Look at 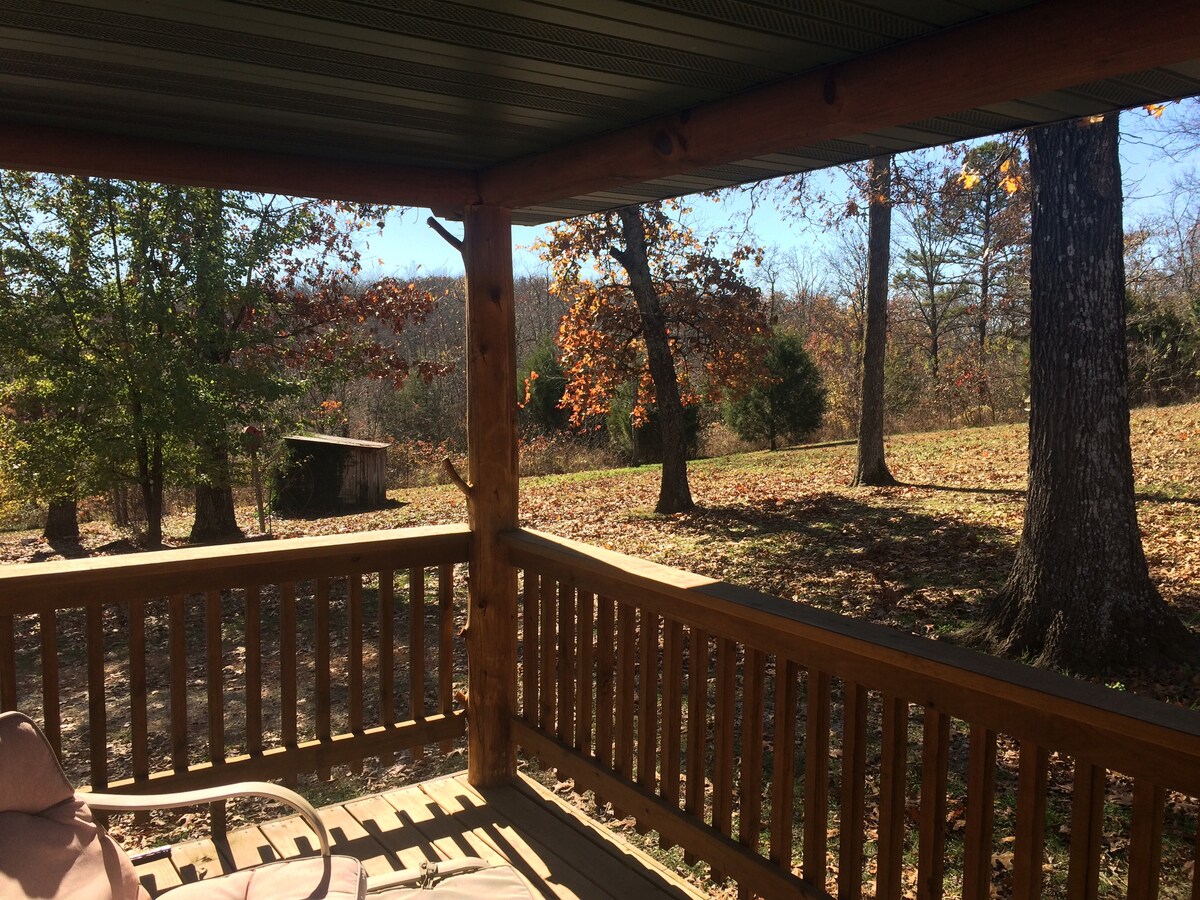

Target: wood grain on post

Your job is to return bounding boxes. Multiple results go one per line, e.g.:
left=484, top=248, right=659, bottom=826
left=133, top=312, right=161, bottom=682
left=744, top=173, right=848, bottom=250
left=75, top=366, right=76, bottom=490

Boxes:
left=711, top=637, right=737, bottom=883
left=615, top=601, right=636, bottom=784
left=1129, top=780, right=1165, bottom=900
left=129, top=599, right=148, bottom=794
left=463, top=204, right=519, bottom=787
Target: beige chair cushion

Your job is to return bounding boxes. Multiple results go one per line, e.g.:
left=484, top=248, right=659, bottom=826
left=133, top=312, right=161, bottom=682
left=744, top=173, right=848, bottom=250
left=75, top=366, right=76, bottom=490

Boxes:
left=164, top=855, right=366, bottom=900
left=369, top=863, right=535, bottom=899
left=0, top=712, right=146, bottom=900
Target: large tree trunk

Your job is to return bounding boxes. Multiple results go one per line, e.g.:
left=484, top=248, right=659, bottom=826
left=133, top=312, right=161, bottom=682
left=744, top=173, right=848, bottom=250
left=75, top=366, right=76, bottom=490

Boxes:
left=613, top=206, right=694, bottom=514
left=43, top=499, right=79, bottom=541
left=190, top=443, right=243, bottom=543
left=976, top=114, right=1193, bottom=671
left=137, top=432, right=164, bottom=548
left=853, top=155, right=898, bottom=487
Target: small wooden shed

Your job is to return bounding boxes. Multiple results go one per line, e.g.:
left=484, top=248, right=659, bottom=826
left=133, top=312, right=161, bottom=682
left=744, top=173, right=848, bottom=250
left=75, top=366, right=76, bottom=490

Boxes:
left=276, top=434, right=390, bottom=513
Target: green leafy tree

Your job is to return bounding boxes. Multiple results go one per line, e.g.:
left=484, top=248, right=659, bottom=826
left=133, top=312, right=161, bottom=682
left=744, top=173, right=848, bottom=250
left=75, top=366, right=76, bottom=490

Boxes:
left=0, top=173, right=436, bottom=545
left=726, top=330, right=826, bottom=450
left=518, top=338, right=569, bottom=433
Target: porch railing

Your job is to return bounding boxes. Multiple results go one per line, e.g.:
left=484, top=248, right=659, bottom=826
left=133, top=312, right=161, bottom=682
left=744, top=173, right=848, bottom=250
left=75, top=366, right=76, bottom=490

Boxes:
left=0, top=525, right=470, bottom=813
left=506, top=527, right=1200, bottom=900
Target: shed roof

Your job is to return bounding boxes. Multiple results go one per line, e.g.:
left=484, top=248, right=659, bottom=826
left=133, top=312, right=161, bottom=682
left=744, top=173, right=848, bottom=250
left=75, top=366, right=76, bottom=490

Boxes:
left=1, top=1, right=1197, bottom=220
left=284, top=434, right=391, bottom=450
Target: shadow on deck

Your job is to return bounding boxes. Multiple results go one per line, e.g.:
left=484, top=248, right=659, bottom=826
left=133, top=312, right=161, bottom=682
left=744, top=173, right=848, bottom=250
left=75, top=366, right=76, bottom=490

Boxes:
left=132, top=773, right=704, bottom=900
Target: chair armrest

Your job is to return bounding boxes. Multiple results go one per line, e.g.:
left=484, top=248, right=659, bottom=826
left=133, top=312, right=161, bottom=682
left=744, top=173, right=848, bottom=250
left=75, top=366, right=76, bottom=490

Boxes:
left=83, top=782, right=331, bottom=856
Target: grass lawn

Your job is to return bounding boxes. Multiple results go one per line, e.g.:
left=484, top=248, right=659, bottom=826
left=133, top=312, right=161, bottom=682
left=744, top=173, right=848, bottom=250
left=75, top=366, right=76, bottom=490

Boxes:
left=6, top=401, right=1199, bottom=702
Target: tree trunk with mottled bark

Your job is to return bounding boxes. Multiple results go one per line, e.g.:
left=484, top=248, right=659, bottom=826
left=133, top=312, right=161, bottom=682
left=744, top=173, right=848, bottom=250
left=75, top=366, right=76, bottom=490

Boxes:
left=613, top=206, right=694, bottom=514
left=190, top=443, right=243, bottom=543
left=977, top=114, right=1193, bottom=671
left=853, top=155, right=898, bottom=487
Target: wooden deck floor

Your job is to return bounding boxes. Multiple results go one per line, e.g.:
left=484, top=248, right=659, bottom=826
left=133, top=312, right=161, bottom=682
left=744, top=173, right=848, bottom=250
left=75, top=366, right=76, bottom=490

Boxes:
left=132, top=772, right=706, bottom=899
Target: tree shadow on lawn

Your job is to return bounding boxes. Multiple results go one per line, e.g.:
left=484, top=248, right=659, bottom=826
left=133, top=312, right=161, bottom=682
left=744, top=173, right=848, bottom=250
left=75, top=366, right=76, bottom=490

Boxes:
left=676, top=491, right=1017, bottom=635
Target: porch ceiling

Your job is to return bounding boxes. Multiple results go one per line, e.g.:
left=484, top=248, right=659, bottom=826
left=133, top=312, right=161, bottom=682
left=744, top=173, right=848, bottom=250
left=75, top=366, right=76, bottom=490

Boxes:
left=0, top=0, right=1198, bottom=223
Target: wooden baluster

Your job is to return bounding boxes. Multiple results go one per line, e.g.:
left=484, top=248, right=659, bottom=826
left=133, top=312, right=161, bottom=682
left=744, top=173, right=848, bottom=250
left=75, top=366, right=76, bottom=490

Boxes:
left=245, top=585, right=263, bottom=758
left=1012, top=742, right=1049, bottom=900
left=521, top=571, right=538, bottom=726
left=916, top=708, right=950, bottom=900
left=1067, top=760, right=1105, bottom=900
left=711, top=637, right=737, bottom=883
left=205, top=590, right=227, bottom=838
left=408, top=567, right=424, bottom=764
left=129, top=598, right=149, bottom=823
left=596, top=595, right=615, bottom=783
left=438, top=563, right=454, bottom=754
left=877, top=697, right=909, bottom=900
left=770, top=659, right=798, bottom=871
left=349, top=572, right=364, bottom=771
left=169, top=594, right=188, bottom=774
left=379, top=569, right=395, bottom=763
left=739, top=648, right=766, bottom=866
left=280, top=582, right=298, bottom=787
left=962, top=726, right=997, bottom=900
left=315, top=577, right=332, bottom=780
left=1191, top=815, right=1200, bottom=900
left=206, top=591, right=224, bottom=762
left=539, top=574, right=556, bottom=734
left=806, top=670, right=833, bottom=891
left=660, top=617, right=684, bottom=836
left=615, top=601, right=636, bottom=784
left=637, top=608, right=659, bottom=796
left=86, top=604, right=106, bottom=791
left=683, top=627, right=709, bottom=867
left=0, top=613, right=16, bottom=711
left=557, top=582, right=575, bottom=745
left=837, top=681, right=867, bottom=900
left=1128, top=780, right=1165, bottom=900
left=39, top=611, right=60, bottom=755
left=576, top=591, right=594, bottom=754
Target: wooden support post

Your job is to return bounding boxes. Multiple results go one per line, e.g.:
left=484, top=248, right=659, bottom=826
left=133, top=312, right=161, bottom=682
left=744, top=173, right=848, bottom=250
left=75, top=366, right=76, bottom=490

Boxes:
left=463, top=204, right=519, bottom=786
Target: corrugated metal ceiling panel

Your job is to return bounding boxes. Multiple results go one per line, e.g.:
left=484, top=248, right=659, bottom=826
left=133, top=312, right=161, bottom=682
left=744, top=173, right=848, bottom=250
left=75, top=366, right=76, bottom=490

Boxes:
left=0, top=0, right=1197, bottom=223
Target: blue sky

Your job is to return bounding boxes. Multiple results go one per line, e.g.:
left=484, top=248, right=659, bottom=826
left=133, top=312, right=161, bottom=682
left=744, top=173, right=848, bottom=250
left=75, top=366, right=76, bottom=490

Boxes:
left=358, top=104, right=1197, bottom=282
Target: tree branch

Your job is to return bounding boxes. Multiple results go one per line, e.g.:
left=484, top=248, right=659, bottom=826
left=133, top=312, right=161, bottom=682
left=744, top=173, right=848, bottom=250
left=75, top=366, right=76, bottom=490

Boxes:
left=427, top=217, right=464, bottom=255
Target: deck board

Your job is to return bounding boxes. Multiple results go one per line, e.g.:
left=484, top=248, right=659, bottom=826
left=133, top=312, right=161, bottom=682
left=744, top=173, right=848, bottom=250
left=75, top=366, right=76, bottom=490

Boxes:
left=133, top=772, right=703, bottom=899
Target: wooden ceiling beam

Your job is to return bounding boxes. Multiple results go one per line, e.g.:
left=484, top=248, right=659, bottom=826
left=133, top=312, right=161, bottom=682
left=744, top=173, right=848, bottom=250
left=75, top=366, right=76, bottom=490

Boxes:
left=0, top=124, right=480, bottom=208
left=480, top=0, right=1200, bottom=210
